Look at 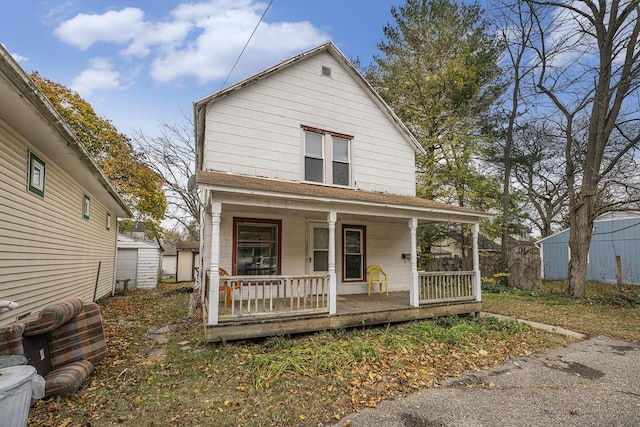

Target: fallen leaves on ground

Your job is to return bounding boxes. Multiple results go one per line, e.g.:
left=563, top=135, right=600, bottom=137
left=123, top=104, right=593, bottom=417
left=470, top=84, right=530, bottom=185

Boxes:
left=28, top=282, right=571, bottom=427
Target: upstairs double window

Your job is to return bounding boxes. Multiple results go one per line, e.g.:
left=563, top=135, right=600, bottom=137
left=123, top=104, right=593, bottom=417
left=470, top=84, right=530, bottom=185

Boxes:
left=303, top=126, right=352, bottom=187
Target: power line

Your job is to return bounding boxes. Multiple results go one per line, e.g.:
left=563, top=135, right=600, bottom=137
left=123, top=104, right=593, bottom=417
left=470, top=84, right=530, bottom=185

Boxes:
left=220, top=0, right=274, bottom=90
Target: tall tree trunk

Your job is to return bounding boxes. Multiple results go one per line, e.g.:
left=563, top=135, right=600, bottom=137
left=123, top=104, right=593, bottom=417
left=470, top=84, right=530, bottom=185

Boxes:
left=566, top=199, right=593, bottom=298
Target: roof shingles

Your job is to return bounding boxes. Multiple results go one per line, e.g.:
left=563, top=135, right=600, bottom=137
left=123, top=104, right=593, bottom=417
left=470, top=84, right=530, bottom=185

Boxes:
left=196, top=170, right=488, bottom=218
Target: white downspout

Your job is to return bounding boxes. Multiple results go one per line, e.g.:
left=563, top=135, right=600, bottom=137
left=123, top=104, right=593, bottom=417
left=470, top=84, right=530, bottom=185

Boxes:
left=535, top=241, right=544, bottom=279
left=0, top=301, right=19, bottom=310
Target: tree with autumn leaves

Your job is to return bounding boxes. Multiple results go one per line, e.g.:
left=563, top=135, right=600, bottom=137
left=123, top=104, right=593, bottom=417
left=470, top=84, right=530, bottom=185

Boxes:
left=30, top=72, right=166, bottom=237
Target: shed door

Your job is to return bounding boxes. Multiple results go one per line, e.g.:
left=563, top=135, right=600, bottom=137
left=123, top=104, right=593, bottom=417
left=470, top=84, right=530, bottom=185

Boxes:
left=117, top=249, right=138, bottom=287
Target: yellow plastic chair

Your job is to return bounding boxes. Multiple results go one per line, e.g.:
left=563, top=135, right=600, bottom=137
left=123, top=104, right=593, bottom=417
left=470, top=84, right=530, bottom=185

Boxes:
left=367, top=265, right=388, bottom=295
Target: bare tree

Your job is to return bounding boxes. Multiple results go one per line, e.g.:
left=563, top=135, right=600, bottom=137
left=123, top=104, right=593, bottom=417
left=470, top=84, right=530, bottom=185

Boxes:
left=512, top=122, right=569, bottom=237
left=132, top=114, right=201, bottom=240
left=528, top=0, right=640, bottom=297
left=494, top=0, right=538, bottom=257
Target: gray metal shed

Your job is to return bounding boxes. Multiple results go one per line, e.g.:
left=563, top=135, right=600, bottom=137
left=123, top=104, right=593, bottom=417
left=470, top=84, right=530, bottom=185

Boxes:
left=537, top=213, right=640, bottom=285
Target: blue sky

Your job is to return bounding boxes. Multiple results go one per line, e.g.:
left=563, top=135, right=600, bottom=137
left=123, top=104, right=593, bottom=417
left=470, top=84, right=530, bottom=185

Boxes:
left=1, top=0, right=405, bottom=137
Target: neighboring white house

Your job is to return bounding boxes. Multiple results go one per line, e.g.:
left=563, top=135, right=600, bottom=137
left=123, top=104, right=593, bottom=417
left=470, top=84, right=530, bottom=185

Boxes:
left=0, top=44, right=131, bottom=326
left=116, top=235, right=161, bottom=289
left=194, top=42, right=490, bottom=341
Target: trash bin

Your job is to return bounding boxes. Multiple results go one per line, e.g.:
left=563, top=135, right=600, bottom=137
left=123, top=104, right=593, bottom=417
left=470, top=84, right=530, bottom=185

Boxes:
left=0, top=365, right=37, bottom=427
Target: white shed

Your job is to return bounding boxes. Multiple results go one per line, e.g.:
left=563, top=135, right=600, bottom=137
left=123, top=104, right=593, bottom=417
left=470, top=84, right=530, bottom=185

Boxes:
left=116, top=235, right=161, bottom=289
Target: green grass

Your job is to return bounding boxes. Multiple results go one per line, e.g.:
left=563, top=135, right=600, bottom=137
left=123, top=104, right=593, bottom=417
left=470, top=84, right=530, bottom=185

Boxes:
left=483, top=280, right=640, bottom=342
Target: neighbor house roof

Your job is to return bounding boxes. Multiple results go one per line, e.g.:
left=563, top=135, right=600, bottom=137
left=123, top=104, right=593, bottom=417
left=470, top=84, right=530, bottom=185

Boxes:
left=197, top=170, right=491, bottom=222
left=117, top=234, right=160, bottom=249
left=0, top=44, right=131, bottom=218
left=176, top=240, right=200, bottom=251
left=193, top=41, right=426, bottom=171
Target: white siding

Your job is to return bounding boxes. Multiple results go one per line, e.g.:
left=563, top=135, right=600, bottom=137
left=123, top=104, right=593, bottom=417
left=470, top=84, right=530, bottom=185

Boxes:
left=202, top=51, right=417, bottom=196
left=207, top=208, right=411, bottom=295
left=177, top=251, right=198, bottom=282
left=0, top=118, right=118, bottom=326
left=162, top=255, right=177, bottom=277
left=116, top=235, right=160, bottom=289
left=136, top=248, right=159, bottom=289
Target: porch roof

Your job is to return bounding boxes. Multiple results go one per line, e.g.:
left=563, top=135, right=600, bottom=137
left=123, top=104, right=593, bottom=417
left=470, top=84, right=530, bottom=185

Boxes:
left=196, top=170, right=491, bottom=222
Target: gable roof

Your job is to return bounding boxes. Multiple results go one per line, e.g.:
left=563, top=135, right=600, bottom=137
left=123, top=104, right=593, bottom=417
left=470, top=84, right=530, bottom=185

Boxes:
left=194, top=41, right=425, bottom=171
left=0, top=44, right=131, bottom=218
left=117, top=234, right=160, bottom=250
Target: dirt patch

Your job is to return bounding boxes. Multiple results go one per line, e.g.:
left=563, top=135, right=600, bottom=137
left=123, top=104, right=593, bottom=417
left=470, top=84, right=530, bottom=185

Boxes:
left=141, top=347, right=165, bottom=362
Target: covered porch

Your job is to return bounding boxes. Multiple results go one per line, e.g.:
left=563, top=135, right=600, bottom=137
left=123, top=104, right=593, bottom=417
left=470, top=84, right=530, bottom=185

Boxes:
left=197, top=171, right=488, bottom=342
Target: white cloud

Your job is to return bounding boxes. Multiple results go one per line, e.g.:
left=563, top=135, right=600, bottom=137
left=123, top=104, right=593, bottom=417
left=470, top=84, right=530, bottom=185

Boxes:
left=54, top=7, right=146, bottom=50
left=120, top=20, right=192, bottom=58
left=149, top=14, right=327, bottom=83
left=71, top=58, right=121, bottom=97
left=55, top=1, right=330, bottom=85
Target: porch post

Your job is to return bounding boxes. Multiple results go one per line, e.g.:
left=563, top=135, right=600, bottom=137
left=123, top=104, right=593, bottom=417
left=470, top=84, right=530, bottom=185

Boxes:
left=208, top=201, right=222, bottom=325
left=328, top=211, right=337, bottom=315
left=409, top=218, right=419, bottom=307
left=471, top=222, right=481, bottom=301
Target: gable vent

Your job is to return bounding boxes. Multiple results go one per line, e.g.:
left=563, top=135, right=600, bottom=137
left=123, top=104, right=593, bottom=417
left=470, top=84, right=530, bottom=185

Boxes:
left=322, top=66, right=331, bottom=77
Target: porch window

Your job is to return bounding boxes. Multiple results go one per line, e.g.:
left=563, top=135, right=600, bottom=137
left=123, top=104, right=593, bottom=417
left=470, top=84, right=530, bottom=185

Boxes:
left=233, top=218, right=281, bottom=275
left=313, top=227, right=329, bottom=272
left=343, top=225, right=366, bottom=281
left=302, top=126, right=352, bottom=187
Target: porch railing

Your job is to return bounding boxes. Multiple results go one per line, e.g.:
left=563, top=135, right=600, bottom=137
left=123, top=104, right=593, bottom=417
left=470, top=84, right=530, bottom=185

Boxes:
left=418, top=271, right=476, bottom=304
left=208, top=271, right=329, bottom=320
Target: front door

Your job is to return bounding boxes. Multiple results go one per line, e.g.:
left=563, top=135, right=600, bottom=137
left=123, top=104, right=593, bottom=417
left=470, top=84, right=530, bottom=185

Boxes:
left=308, top=224, right=329, bottom=274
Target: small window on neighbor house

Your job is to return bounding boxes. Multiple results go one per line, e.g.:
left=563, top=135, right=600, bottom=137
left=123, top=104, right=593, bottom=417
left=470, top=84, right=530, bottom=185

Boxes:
left=106, top=213, right=111, bottom=230
left=83, top=195, right=90, bottom=220
left=28, top=152, right=45, bottom=197
left=322, top=66, right=331, bottom=77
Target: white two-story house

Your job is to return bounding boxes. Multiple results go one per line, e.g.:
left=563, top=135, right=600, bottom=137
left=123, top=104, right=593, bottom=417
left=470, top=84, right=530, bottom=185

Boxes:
left=194, top=42, right=489, bottom=342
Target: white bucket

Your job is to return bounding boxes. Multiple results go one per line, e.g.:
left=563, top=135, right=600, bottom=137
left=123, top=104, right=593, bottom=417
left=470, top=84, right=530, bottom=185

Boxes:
left=0, top=365, right=37, bottom=427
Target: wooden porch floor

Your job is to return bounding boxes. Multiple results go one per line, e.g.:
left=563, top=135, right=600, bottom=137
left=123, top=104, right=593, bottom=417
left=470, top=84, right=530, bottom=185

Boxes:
left=204, top=291, right=482, bottom=342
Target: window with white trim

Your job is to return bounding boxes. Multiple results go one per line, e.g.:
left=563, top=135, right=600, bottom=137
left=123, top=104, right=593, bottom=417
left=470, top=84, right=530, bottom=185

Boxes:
left=83, top=195, right=90, bottom=220
left=303, top=126, right=352, bottom=186
left=28, top=152, right=45, bottom=197
left=343, top=225, right=366, bottom=281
